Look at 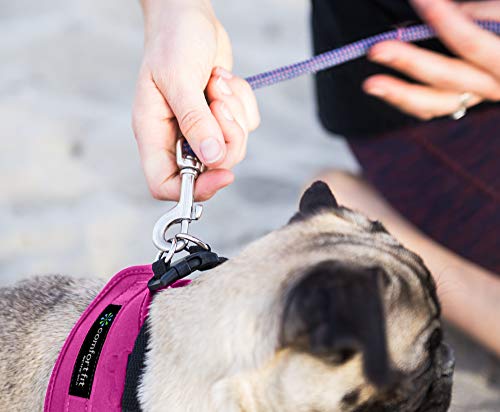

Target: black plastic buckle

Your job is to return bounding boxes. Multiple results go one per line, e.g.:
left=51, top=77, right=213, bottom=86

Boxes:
left=148, top=246, right=227, bottom=292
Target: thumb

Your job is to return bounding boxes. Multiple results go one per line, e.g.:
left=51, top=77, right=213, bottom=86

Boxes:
left=160, top=78, right=226, bottom=166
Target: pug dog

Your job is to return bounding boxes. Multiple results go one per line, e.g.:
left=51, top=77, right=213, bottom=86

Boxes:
left=0, top=181, right=454, bottom=411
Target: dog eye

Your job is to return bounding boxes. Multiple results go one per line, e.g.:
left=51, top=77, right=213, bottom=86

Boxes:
left=427, top=328, right=443, bottom=352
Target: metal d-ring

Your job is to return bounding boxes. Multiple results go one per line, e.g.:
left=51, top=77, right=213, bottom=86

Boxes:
left=175, top=233, right=211, bottom=251
left=155, top=233, right=211, bottom=266
left=157, top=236, right=179, bottom=266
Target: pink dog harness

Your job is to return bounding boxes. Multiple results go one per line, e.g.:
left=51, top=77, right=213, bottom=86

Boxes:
left=44, top=265, right=189, bottom=412
left=44, top=245, right=225, bottom=412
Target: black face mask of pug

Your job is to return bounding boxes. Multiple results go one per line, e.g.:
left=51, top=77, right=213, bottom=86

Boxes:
left=0, top=181, right=453, bottom=412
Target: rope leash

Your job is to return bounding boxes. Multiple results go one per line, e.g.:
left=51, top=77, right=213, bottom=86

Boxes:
left=244, top=20, right=500, bottom=90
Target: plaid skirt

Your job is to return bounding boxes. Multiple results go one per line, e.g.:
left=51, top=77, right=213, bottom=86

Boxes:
left=348, top=106, right=500, bottom=275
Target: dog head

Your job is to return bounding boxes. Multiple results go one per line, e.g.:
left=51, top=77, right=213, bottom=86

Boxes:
left=143, top=181, right=453, bottom=412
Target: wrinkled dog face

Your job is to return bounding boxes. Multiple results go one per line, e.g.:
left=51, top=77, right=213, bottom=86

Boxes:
left=276, top=182, right=454, bottom=412
left=145, top=181, right=454, bottom=412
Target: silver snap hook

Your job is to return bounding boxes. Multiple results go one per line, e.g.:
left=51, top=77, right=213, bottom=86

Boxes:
left=152, top=138, right=204, bottom=252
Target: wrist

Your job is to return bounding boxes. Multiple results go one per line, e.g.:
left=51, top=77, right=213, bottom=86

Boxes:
left=140, top=0, right=215, bottom=44
left=141, top=0, right=212, bottom=17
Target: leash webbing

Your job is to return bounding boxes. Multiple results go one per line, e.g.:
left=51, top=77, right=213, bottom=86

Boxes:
left=180, top=20, right=500, bottom=155
left=244, top=20, right=500, bottom=90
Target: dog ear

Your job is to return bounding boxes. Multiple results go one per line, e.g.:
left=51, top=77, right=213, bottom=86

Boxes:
left=281, top=261, right=392, bottom=388
left=289, top=181, right=338, bottom=223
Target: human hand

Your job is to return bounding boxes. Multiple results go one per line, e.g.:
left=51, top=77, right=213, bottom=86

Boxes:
left=133, top=0, right=260, bottom=201
left=363, top=0, right=500, bottom=120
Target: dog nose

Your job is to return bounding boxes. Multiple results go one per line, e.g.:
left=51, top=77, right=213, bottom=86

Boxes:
left=439, top=343, right=455, bottom=377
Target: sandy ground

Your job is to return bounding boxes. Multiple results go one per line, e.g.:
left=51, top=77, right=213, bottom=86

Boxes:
left=1, top=0, right=499, bottom=410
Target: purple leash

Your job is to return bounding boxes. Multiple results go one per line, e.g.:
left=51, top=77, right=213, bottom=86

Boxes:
left=245, top=20, right=500, bottom=90
left=182, top=20, right=500, bottom=156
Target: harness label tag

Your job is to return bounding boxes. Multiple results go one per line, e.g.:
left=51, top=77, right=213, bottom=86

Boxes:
left=69, top=304, right=122, bottom=398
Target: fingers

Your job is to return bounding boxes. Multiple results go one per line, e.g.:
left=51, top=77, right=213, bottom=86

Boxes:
left=208, top=67, right=261, bottom=131
left=213, top=67, right=261, bottom=131
left=363, top=75, right=482, bottom=120
left=207, top=72, right=249, bottom=136
left=135, top=63, right=259, bottom=200
left=410, top=0, right=500, bottom=78
left=133, top=66, right=232, bottom=201
left=133, top=66, right=179, bottom=200
left=139, top=162, right=232, bottom=201
left=194, top=169, right=234, bottom=201
left=137, top=137, right=233, bottom=201
left=205, top=67, right=260, bottom=167
left=459, top=0, right=500, bottom=20
left=153, top=71, right=227, bottom=168
left=369, top=41, right=500, bottom=101
left=210, top=100, right=247, bottom=166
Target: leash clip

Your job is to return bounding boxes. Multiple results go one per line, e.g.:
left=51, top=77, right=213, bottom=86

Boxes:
left=149, top=246, right=227, bottom=292
left=152, top=138, right=204, bottom=252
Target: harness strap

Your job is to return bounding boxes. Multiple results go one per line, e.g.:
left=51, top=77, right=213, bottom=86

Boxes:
left=122, top=321, right=150, bottom=412
left=44, top=266, right=155, bottom=412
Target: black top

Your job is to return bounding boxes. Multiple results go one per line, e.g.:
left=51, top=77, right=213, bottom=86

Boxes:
left=311, top=0, right=494, bottom=138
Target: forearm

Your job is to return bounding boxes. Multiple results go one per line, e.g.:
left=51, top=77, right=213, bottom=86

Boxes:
left=375, top=194, right=500, bottom=356
left=371, top=192, right=500, bottom=356
left=140, top=0, right=214, bottom=21
left=434, top=256, right=500, bottom=357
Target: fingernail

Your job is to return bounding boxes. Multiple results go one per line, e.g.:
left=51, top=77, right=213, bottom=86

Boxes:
left=200, top=137, right=224, bottom=164
left=220, top=103, right=234, bottom=121
left=365, top=86, right=386, bottom=97
left=216, top=77, right=232, bottom=95
left=216, top=67, right=233, bottom=80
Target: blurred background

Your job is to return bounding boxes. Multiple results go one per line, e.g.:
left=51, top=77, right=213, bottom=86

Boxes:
left=0, top=0, right=498, bottom=410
